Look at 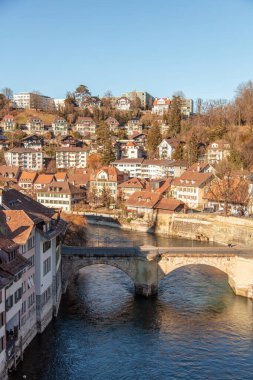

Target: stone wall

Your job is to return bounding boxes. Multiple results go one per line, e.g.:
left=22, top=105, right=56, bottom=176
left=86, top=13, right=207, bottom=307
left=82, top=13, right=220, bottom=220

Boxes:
left=154, top=213, right=253, bottom=247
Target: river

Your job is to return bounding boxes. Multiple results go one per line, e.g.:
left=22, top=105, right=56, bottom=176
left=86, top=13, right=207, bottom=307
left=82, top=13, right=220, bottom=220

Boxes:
left=10, top=225, right=253, bottom=380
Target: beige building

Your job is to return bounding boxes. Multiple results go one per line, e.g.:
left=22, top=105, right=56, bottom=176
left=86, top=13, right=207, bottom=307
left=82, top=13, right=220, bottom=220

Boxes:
left=56, top=147, right=89, bottom=169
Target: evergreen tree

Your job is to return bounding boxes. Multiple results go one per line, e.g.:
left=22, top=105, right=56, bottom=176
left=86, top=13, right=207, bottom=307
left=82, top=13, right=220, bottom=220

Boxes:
left=186, top=133, right=199, bottom=165
left=101, top=139, right=115, bottom=165
left=168, top=96, right=182, bottom=137
left=147, top=124, right=162, bottom=158
left=172, top=144, right=184, bottom=160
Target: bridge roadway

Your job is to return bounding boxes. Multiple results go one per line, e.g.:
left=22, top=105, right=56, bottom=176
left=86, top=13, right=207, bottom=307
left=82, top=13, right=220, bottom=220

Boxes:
left=61, top=245, right=253, bottom=299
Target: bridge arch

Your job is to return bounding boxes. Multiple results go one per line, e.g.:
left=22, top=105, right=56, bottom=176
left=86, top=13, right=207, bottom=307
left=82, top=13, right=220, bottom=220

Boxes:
left=157, top=255, right=235, bottom=284
left=72, top=261, right=136, bottom=283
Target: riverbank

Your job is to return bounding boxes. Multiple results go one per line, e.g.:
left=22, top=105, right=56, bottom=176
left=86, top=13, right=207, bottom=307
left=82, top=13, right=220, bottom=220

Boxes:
left=84, top=212, right=253, bottom=247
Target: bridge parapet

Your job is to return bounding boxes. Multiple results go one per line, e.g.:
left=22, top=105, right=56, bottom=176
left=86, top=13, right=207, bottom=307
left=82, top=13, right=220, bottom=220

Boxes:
left=61, top=245, right=253, bottom=299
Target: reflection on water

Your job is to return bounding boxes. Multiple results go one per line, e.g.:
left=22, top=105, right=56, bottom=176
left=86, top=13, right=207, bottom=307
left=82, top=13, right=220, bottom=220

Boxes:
left=9, top=226, right=253, bottom=380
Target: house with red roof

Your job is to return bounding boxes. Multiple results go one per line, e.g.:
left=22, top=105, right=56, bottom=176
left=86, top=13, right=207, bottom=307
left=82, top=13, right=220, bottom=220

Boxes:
left=89, top=166, right=128, bottom=204
left=152, top=98, right=171, bottom=115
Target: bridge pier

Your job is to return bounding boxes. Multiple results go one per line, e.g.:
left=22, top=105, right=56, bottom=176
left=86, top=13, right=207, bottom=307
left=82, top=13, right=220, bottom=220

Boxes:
left=134, top=284, right=158, bottom=297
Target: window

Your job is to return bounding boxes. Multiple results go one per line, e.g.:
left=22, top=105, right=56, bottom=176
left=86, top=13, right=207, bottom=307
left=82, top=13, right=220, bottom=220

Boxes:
left=43, top=257, right=51, bottom=276
left=29, top=254, right=35, bottom=267
left=0, top=336, right=4, bottom=353
left=15, top=288, right=22, bottom=303
left=28, top=293, right=35, bottom=308
left=6, top=295, right=13, bottom=311
left=21, top=301, right=26, bottom=315
left=28, top=236, right=34, bottom=250
left=43, top=240, right=51, bottom=253
left=0, top=312, right=4, bottom=328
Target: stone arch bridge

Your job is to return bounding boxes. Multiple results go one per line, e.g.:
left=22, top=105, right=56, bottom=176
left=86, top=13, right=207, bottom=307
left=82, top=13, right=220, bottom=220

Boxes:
left=62, top=246, right=253, bottom=299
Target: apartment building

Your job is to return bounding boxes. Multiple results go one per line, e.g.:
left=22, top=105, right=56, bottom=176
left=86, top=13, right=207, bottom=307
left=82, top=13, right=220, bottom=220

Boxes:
left=56, top=147, right=89, bottom=169
left=181, top=98, right=194, bottom=117
left=37, top=181, right=85, bottom=212
left=111, top=158, right=187, bottom=179
left=51, top=117, right=69, bottom=136
left=18, top=171, right=38, bottom=190
left=122, top=91, right=154, bottom=109
left=0, top=115, right=17, bottom=132
left=5, top=148, right=43, bottom=171
left=13, top=93, right=55, bottom=111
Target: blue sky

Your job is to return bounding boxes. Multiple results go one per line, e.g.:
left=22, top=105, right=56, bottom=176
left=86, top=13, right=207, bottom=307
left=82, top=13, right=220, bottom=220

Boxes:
left=1, top=0, right=253, bottom=101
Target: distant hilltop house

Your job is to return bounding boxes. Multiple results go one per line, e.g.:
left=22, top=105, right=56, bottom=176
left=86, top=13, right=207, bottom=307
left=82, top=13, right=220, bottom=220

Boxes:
left=0, top=114, right=17, bottom=132
left=125, top=118, right=143, bottom=137
left=116, top=97, right=131, bottom=111
left=206, top=140, right=231, bottom=164
left=151, top=97, right=193, bottom=117
left=152, top=98, right=171, bottom=115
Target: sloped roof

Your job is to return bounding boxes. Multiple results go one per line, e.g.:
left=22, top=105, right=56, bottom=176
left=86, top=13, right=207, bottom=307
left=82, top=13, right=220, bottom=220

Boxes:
left=19, top=171, right=38, bottom=183
left=0, top=210, right=34, bottom=245
left=34, top=174, right=55, bottom=185
left=154, top=198, right=185, bottom=211
left=125, top=191, right=161, bottom=209
left=172, top=172, right=213, bottom=188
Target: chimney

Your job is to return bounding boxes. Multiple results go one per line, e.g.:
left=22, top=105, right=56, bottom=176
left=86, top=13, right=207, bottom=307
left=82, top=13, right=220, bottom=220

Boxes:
left=197, top=163, right=201, bottom=172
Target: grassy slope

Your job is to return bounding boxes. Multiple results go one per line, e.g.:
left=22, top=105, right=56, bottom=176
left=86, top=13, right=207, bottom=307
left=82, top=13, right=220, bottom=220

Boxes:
left=12, top=109, right=57, bottom=124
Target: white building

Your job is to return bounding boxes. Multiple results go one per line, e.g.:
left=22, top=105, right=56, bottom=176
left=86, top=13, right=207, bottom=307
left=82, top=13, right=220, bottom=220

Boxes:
left=112, top=158, right=187, bottom=179
left=158, top=138, right=182, bottom=159
left=5, top=148, right=43, bottom=171
left=52, top=117, right=69, bottom=136
left=116, top=97, right=131, bottom=111
left=54, top=99, right=65, bottom=111
left=37, top=181, right=85, bottom=212
left=206, top=140, right=230, bottom=164
left=56, top=147, right=89, bottom=169
left=152, top=98, right=171, bottom=115
left=13, top=93, right=55, bottom=111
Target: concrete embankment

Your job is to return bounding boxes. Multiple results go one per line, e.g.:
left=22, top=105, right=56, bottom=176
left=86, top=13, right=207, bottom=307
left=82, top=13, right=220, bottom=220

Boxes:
left=154, top=213, right=253, bottom=247
left=84, top=212, right=253, bottom=247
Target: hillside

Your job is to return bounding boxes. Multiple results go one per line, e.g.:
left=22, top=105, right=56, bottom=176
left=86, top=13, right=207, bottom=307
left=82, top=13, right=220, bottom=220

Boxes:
left=11, top=109, right=58, bottom=124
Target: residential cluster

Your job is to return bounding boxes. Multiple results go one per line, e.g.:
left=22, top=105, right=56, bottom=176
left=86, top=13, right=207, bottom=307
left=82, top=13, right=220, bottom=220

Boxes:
left=0, top=88, right=251, bottom=221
